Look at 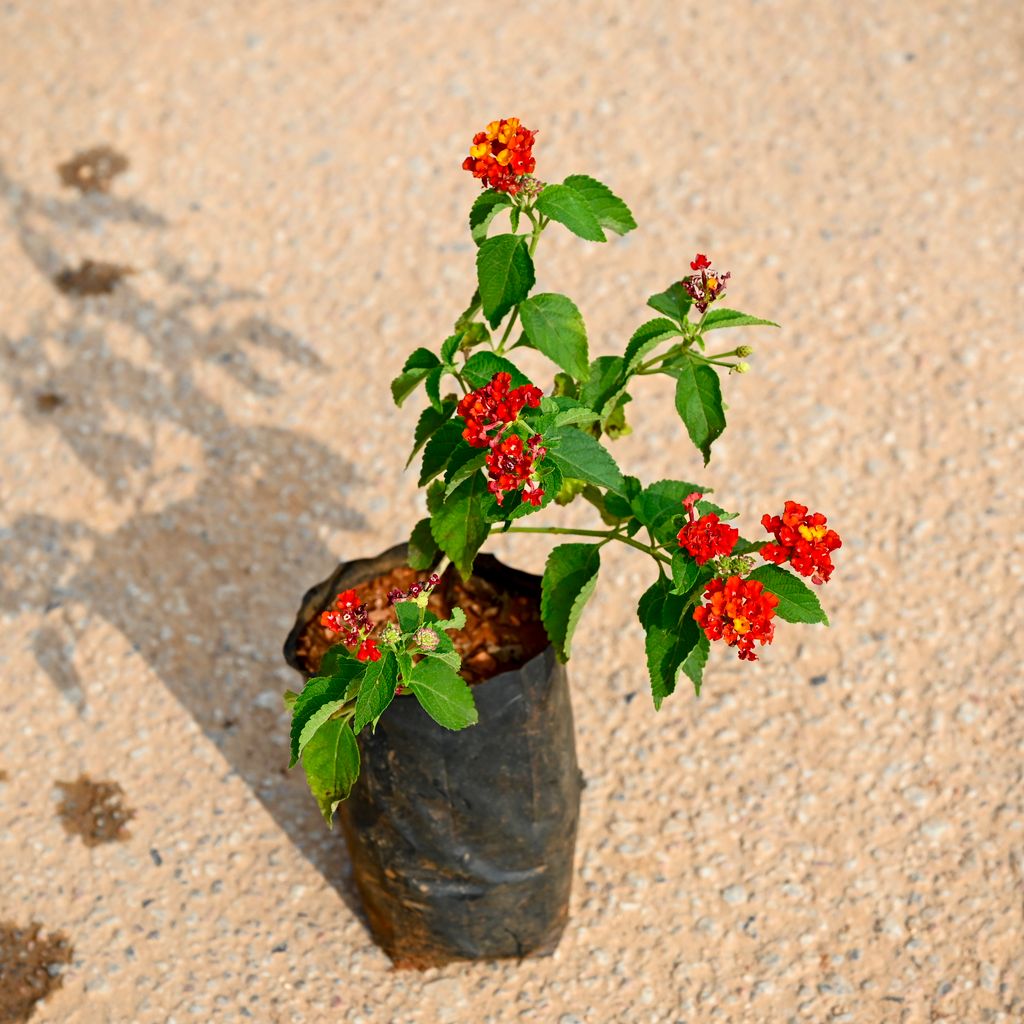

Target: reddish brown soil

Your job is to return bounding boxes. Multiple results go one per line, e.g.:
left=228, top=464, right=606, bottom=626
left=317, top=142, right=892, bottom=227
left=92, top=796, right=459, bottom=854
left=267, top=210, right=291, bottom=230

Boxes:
left=55, top=776, right=135, bottom=847
left=294, top=566, right=549, bottom=684
left=0, top=922, right=73, bottom=1024
left=57, top=145, right=129, bottom=193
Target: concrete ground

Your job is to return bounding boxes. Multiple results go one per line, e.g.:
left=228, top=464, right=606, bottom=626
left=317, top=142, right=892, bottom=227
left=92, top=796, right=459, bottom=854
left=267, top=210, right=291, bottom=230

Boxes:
left=1, top=2, right=1021, bottom=1021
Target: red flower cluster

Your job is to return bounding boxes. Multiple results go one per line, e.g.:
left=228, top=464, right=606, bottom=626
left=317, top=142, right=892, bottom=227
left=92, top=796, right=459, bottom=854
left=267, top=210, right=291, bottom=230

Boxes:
left=386, top=572, right=442, bottom=606
left=462, top=118, right=538, bottom=194
left=457, top=372, right=543, bottom=449
left=320, top=589, right=380, bottom=661
left=694, top=576, right=778, bottom=661
left=682, top=253, right=730, bottom=314
left=486, top=433, right=546, bottom=506
left=761, top=501, right=842, bottom=585
left=676, top=491, right=738, bottom=565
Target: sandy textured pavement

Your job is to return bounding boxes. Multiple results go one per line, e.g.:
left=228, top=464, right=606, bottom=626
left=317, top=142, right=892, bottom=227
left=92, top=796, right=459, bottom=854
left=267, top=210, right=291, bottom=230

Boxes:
left=1, top=2, right=1021, bottom=1022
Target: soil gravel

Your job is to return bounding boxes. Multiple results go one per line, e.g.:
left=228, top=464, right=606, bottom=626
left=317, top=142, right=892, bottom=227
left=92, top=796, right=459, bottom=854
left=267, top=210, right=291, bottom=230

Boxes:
left=0, top=2, right=1021, bottom=1022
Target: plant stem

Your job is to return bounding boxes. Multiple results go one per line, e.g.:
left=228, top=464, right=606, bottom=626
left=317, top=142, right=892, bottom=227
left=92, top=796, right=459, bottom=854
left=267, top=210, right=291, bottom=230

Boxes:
left=504, top=525, right=671, bottom=565
left=495, top=308, right=520, bottom=354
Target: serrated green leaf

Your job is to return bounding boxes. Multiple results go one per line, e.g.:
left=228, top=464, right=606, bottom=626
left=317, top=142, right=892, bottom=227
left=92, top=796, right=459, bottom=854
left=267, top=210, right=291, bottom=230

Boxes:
left=428, top=470, right=491, bottom=579
left=633, top=479, right=707, bottom=545
left=673, top=359, right=726, bottom=465
left=681, top=633, right=710, bottom=696
left=440, top=333, right=462, bottom=363
left=444, top=449, right=487, bottom=498
left=302, top=718, right=360, bottom=827
left=424, top=364, right=446, bottom=412
left=555, top=405, right=599, bottom=428
left=408, top=516, right=440, bottom=570
left=353, top=653, right=399, bottom=732
left=282, top=689, right=300, bottom=710
left=732, top=536, right=764, bottom=556
left=289, top=663, right=363, bottom=767
left=536, top=183, right=606, bottom=242
left=701, top=308, right=780, bottom=331
left=671, top=550, right=701, bottom=594
left=637, top=575, right=702, bottom=709
left=296, top=698, right=348, bottom=761
left=541, top=543, right=601, bottom=662
left=647, top=282, right=694, bottom=323
left=562, top=174, right=636, bottom=235
left=469, top=190, right=513, bottom=245
left=546, top=428, right=626, bottom=496
left=395, top=601, right=421, bottom=633
left=477, top=234, right=535, bottom=327
left=579, top=355, right=627, bottom=418
left=407, top=398, right=456, bottom=469
left=603, top=474, right=642, bottom=519
left=391, top=348, right=440, bottom=407
left=319, top=644, right=358, bottom=678
left=409, top=658, right=479, bottom=729
left=746, top=565, right=829, bottom=625
left=435, top=607, right=466, bottom=632
left=461, top=350, right=531, bottom=390
left=623, top=318, right=683, bottom=375
left=518, top=292, right=590, bottom=379
left=419, top=419, right=464, bottom=486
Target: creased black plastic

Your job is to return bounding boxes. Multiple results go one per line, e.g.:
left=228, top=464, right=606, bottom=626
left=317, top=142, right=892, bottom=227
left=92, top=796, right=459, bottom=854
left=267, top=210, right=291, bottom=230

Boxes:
left=283, top=544, right=583, bottom=968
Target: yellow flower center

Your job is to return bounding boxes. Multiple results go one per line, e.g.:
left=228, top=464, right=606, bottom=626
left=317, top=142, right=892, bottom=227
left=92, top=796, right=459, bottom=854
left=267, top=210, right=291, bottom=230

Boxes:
left=798, top=524, right=827, bottom=542
left=732, top=616, right=751, bottom=635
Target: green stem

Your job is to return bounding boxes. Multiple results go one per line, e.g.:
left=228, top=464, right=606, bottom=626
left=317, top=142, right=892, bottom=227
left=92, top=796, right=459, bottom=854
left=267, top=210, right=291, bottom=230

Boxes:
left=495, top=308, right=520, bottom=355
left=504, top=525, right=671, bottom=566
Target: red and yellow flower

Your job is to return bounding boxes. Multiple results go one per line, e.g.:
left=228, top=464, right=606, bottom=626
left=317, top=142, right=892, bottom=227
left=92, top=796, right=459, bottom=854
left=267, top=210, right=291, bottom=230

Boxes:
left=760, top=500, right=841, bottom=585
left=462, top=118, right=538, bottom=194
left=694, top=576, right=778, bottom=661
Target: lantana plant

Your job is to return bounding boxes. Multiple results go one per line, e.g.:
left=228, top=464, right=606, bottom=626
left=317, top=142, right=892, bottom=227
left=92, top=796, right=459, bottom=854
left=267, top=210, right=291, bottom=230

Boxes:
left=287, top=117, right=841, bottom=825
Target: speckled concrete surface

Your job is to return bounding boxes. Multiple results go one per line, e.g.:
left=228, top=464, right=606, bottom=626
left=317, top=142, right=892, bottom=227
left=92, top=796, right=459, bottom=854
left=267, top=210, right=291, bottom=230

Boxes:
left=1, top=2, right=1021, bottom=1022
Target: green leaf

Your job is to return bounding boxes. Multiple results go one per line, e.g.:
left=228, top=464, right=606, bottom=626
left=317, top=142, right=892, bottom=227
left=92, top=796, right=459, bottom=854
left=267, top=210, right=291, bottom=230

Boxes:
left=302, top=718, right=360, bottom=828
left=671, top=550, right=701, bottom=594
left=319, top=644, right=354, bottom=677
left=408, top=517, right=440, bottom=570
left=633, top=479, right=706, bottom=545
left=289, top=665, right=364, bottom=767
left=407, top=398, right=456, bottom=468
left=476, top=234, right=535, bottom=327
left=673, top=359, right=726, bottom=465
left=603, top=474, right=642, bottom=519
left=469, top=190, right=513, bottom=245
left=637, top=576, right=702, bottom=709
left=419, top=419, right=464, bottom=486
left=295, top=699, right=348, bottom=762
left=428, top=471, right=491, bottom=578
left=444, top=448, right=487, bottom=498
left=701, top=308, right=780, bottom=331
left=746, top=565, right=830, bottom=625
left=623, top=318, right=682, bottom=375
left=391, top=348, right=440, bottom=407
left=409, top=658, right=479, bottom=729
left=461, top=350, right=531, bottom=390
left=424, top=364, right=446, bottom=412
left=546, top=428, right=626, bottom=496
left=440, top=333, right=462, bottom=363
left=554, top=404, right=599, bottom=428
left=580, top=355, right=627, bottom=418
left=282, top=689, right=300, bottom=710
left=435, top=607, right=466, bottom=631
left=353, top=653, right=399, bottom=732
left=681, top=633, right=710, bottom=696
left=731, top=536, right=764, bottom=556
left=536, top=183, right=606, bottom=242
left=562, top=174, right=636, bottom=235
left=395, top=601, right=421, bottom=633
left=647, top=283, right=693, bottom=323
left=540, top=543, right=602, bottom=662
left=518, top=293, right=590, bottom=380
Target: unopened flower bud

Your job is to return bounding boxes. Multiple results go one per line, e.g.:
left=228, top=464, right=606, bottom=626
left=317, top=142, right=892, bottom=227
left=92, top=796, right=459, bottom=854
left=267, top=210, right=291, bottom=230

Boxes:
left=714, top=554, right=756, bottom=578
left=735, top=361, right=751, bottom=374
left=379, top=623, right=402, bottom=646
left=414, top=627, right=440, bottom=652
left=736, top=345, right=753, bottom=357
left=386, top=588, right=404, bottom=605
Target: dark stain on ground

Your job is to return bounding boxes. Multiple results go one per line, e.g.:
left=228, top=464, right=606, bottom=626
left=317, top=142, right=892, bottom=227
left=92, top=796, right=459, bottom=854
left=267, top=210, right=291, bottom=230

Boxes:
left=57, top=146, right=129, bottom=193
left=54, top=260, right=133, bottom=296
left=34, top=392, right=67, bottom=413
left=55, top=776, right=134, bottom=846
left=0, top=769, right=8, bottom=782
left=0, top=922, right=73, bottom=1024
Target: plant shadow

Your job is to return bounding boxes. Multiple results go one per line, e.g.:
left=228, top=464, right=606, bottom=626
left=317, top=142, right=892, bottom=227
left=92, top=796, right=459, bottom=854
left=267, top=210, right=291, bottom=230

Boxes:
left=0, top=160, right=369, bottom=920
